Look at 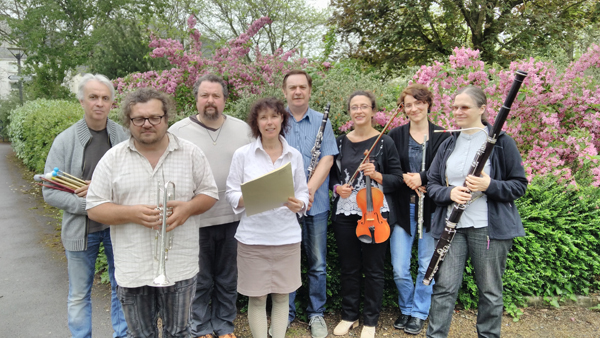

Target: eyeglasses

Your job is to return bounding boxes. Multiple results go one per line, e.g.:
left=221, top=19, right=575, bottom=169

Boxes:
left=404, top=101, right=427, bottom=109
left=451, top=105, right=474, bottom=112
left=130, top=115, right=165, bottom=127
left=350, top=104, right=371, bottom=112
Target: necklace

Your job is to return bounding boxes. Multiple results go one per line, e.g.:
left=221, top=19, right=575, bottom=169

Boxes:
left=203, top=117, right=226, bottom=145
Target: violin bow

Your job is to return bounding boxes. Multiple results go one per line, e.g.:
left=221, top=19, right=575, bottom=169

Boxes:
left=347, top=103, right=403, bottom=186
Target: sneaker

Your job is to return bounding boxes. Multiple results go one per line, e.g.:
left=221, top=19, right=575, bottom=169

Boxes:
left=309, top=316, right=328, bottom=338
left=393, top=314, right=411, bottom=330
left=333, top=320, right=358, bottom=336
left=404, top=317, right=425, bottom=335
left=268, top=320, right=291, bottom=336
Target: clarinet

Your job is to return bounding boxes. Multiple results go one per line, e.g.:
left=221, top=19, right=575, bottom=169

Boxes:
left=423, top=70, right=528, bottom=286
left=307, top=103, right=331, bottom=180
left=417, top=135, right=427, bottom=239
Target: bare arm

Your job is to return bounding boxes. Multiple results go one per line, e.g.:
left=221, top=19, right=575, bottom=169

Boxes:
left=88, top=203, right=161, bottom=228
left=307, top=155, right=334, bottom=193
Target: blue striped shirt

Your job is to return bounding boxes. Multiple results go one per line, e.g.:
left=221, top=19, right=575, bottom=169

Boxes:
left=285, top=107, right=339, bottom=216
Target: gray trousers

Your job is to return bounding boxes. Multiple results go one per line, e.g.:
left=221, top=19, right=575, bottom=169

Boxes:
left=191, top=221, right=239, bottom=336
left=427, top=227, right=512, bottom=338
left=117, top=276, right=197, bottom=338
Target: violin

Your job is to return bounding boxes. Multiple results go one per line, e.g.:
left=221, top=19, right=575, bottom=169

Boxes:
left=350, top=104, right=403, bottom=244
left=355, top=157, right=390, bottom=244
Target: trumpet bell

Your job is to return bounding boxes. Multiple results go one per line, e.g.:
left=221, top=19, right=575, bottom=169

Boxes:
left=153, top=274, right=171, bottom=286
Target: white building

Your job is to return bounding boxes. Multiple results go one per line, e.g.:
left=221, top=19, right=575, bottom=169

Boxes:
left=0, top=44, right=21, bottom=99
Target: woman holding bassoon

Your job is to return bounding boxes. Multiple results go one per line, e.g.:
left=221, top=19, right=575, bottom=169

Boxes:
left=329, top=91, right=403, bottom=338
left=387, top=84, right=450, bottom=335
left=426, top=86, right=528, bottom=338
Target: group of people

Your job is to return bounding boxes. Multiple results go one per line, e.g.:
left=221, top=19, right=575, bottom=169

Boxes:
left=44, top=69, right=527, bottom=338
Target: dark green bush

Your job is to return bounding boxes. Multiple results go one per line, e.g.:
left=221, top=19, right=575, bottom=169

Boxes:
left=11, top=99, right=600, bottom=320
left=8, top=99, right=82, bottom=173
left=289, top=176, right=600, bottom=320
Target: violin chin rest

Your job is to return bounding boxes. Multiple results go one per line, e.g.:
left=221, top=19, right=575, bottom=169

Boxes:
left=358, top=235, right=374, bottom=244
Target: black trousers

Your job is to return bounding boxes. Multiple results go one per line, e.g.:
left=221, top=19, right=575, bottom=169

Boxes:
left=332, top=214, right=388, bottom=326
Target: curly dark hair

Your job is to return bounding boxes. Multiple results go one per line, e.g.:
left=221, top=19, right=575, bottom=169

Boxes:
left=121, top=87, right=175, bottom=128
left=247, top=97, right=290, bottom=139
left=398, top=84, right=433, bottom=113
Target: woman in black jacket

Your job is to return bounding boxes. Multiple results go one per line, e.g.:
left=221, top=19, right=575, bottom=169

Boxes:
left=387, top=84, right=450, bottom=335
left=426, top=86, right=527, bottom=338
left=329, top=91, right=403, bottom=338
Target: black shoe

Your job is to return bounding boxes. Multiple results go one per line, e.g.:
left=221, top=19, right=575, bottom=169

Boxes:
left=393, top=314, right=410, bottom=330
left=404, top=317, right=425, bottom=335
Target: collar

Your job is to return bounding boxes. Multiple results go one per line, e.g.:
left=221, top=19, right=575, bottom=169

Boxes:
left=252, top=135, right=293, bottom=156
left=287, top=107, right=315, bottom=123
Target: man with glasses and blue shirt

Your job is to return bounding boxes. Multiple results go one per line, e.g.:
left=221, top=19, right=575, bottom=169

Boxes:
left=281, top=69, right=338, bottom=338
left=43, top=73, right=128, bottom=338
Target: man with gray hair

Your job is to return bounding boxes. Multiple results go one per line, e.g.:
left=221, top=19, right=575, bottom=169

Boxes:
left=43, top=73, right=128, bottom=337
left=169, top=74, right=252, bottom=338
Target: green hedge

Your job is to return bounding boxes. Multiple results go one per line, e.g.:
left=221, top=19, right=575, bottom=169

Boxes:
left=9, top=99, right=600, bottom=320
left=8, top=99, right=83, bottom=173
left=292, top=179, right=600, bottom=321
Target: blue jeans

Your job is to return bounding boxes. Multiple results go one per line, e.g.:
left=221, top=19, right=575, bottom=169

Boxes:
left=117, top=276, right=197, bottom=338
left=191, top=222, right=238, bottom=336
left=390, top=204, right=436, bottom=320
left=426, top=227, right=512, bottom=338
left=289, top=211, right=328, bottom=321
left=65, top=228, right=127, bottom=338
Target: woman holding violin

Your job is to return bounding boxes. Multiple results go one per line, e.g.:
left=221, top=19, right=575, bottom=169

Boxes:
left=387, top=84, right=450, bottom=335
left=330, top=91, right=403, bottom=338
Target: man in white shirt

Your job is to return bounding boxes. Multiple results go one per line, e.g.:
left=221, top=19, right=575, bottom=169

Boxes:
left=169, top=74, right=252, bottom=338
left=86, top=87, right=218, bottom=337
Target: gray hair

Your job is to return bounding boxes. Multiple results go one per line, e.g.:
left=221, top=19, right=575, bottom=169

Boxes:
left=192, top=74, right=229, bottom=101
left=76, top=73, right=115, bottom=101
left=455, top=86, right=488, bottom=123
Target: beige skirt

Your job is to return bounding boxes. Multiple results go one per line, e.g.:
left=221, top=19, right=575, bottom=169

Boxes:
left=237, top=241, right=301, bottom=297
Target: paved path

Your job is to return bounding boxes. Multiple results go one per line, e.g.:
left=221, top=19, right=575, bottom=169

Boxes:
left=0, top=143, right=114, bottom=337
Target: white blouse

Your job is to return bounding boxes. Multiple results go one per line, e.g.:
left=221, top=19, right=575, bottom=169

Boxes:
left=226, top=136, right=309, bottom=246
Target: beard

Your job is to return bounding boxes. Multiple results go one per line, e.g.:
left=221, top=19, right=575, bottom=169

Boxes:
left=135, top=128, right=166, bottom=146
left=201, top=104, right=220, bottom=121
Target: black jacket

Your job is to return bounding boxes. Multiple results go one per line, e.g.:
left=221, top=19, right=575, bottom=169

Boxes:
left=329, top=134, right=404, bottom=225
left=427, top=125, right=528, bottom=240
left=388, top=121, right=451, bottom=235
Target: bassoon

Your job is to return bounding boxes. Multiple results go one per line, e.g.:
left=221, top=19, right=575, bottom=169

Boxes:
left=422, top=70, right=528, bottom=286
left=307, top=103, right=331, bottom=180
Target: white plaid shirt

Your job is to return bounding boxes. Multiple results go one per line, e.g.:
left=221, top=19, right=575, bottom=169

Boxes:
left=86, top=133, right=218, bottom=287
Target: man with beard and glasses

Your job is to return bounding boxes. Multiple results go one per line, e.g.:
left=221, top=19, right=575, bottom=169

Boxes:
left=87, top=87, right=219, bottom=337
left=169, top=74, right=252, bottom=338
left=281, top=69, right=338, bottom=338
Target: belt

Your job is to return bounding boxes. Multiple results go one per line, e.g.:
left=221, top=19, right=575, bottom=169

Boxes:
left=410, top=194, right=417, bottom=204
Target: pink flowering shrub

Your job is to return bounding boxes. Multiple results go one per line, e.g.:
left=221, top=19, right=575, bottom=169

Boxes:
left=114, top=16, right=308, bottom=112
left=340, top=46, right=600, bottom=186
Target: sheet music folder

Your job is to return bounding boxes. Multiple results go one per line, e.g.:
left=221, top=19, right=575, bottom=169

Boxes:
left=241, top=162, right=294, bottom=216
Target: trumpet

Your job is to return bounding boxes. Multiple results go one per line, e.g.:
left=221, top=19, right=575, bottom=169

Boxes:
left=154, top=181, right=175, bottom=286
